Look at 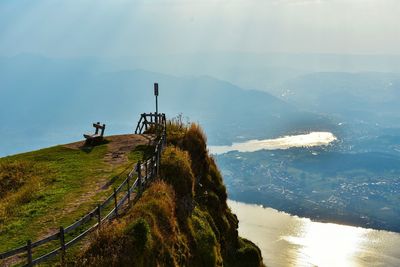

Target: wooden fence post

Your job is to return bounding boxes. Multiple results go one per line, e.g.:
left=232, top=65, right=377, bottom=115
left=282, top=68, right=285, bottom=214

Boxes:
left=152, top=156, right=156, bottom=178
left=60, top=226, right=66, bottom=267
left=137, top=160, right=142, bottom=192
left=97, top=204, right=101, bottom=229
left=152, top=152, right=155, bottom=177
left=142, top=160, right=147, bottom=184
left=156, top=148, right=160, bottom=177
left=27, top=240, right=32, bottom=267
left=148, top=158, right=152, bottom=179
left=113, top=188, right=118, bottom=217
left=145, top=160, right=148, bottom=181
left=127, top=174, right=131, bottom=203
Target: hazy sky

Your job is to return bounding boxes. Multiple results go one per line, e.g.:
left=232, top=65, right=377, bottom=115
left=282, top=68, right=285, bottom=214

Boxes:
left=0, top=0, right=399, bottom=57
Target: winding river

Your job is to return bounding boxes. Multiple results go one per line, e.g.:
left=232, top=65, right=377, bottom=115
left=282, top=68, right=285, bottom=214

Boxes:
left=209, top=132, right=337, bottom=155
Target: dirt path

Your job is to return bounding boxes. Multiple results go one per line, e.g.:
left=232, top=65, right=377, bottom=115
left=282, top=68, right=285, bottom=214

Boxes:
left=62, top=134, right=155, bottom=211
left=64, top=134, right=154, bottom=166
left=43, top=135, right=153, bottom=249
left=102, top=134, right=155, bottom=166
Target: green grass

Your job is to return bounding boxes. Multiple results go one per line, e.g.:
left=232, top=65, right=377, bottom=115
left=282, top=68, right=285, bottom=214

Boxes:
left=189, top=207, right=222, bottom=267
left=0, top=140, right=147, bottom=257
left=128, top=144, right=155, bottom=162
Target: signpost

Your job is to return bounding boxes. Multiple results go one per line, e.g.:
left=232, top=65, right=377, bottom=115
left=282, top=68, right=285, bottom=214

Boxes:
left=154, top=83, right=159, bottom=115
left=154, top=83, right=159, bottom=127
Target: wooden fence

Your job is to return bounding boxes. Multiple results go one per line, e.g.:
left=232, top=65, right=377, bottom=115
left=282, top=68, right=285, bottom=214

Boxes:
left=0, top=113, right=167, bottom=267
left=135, top=113, right=166, bottom=135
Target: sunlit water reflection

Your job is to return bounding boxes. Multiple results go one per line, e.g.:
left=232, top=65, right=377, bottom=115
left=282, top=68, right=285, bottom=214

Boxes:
left=209, top=132, right=336, bottom=155
left=228, top=200, right=400, bottom=267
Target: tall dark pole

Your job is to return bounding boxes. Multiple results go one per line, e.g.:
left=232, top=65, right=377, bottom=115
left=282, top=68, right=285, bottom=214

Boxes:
left=154, top=83, right=159, bottom=115
left=154, top=83, right=159, bottom=127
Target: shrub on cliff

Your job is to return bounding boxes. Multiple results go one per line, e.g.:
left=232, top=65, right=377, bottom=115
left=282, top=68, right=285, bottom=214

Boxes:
left=182, top=124, right=209, bottom=184
left=125, top=217, right=151, bottom=252
left=160, top=146, right=195, bottom=220
left=189, top=207, right=223, bottom=267
left=234, top=238, right=264, bottom=267
left=160, top=146, right=194, bottom=199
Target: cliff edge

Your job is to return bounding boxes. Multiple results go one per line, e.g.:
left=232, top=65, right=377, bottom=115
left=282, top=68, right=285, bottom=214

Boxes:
left=77, top=121, right=264, bottom=266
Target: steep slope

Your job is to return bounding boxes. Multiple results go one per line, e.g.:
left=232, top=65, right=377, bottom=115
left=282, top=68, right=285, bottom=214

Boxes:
left=76, top=122, right=264, bottom=267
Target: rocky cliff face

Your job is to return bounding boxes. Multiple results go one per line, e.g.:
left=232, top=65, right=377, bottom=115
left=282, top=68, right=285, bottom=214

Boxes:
left=77, top=122, right=264, bottom=267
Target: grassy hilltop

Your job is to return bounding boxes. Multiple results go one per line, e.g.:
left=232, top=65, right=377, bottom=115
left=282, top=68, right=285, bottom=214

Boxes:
left=0, top=134, right=152, bottom=264
left=0, top=122, right=263, bottom=267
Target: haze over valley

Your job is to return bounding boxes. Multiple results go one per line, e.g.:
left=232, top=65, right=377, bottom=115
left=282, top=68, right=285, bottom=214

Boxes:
left=1, top=1, right=400, bottom=266
left=2, top=53, right=399, bottom=234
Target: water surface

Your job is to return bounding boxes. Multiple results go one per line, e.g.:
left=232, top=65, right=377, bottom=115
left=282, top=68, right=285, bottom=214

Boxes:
left=229, top=200, right=400, bottom=267
left=209, top=132, right=336, bottom=155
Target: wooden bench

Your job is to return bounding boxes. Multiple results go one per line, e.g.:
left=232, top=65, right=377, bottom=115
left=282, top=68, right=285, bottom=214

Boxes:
left=84, top=122, right=106, bottom=145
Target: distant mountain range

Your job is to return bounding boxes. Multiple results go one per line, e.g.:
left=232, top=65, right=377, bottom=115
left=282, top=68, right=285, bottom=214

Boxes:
left=0, top=54, right=331, bottom=156
left=279, top=72, right=400, bottom=126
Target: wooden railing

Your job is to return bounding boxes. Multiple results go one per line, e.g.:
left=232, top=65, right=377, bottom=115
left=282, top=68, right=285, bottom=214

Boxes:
left=135, top=113, right=166, bottom=135
left=0, top=113, right=167, bottom=267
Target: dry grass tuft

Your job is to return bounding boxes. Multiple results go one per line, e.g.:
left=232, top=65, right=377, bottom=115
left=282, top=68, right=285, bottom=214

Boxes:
left=166, top=114, right=188, bottom=146
left=0, top=161, right=44, bottom=221
left=77, top=181, right=190, bottom=267
left=0, top=160, right=36, bottom=198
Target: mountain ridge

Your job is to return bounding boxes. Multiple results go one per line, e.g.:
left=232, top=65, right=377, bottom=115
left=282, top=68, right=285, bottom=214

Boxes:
left=0, top=54, right=332, bottom=156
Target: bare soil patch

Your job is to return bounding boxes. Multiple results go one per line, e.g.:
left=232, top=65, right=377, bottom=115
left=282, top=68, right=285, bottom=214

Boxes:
left=64, top=134, right=155, bottom=166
